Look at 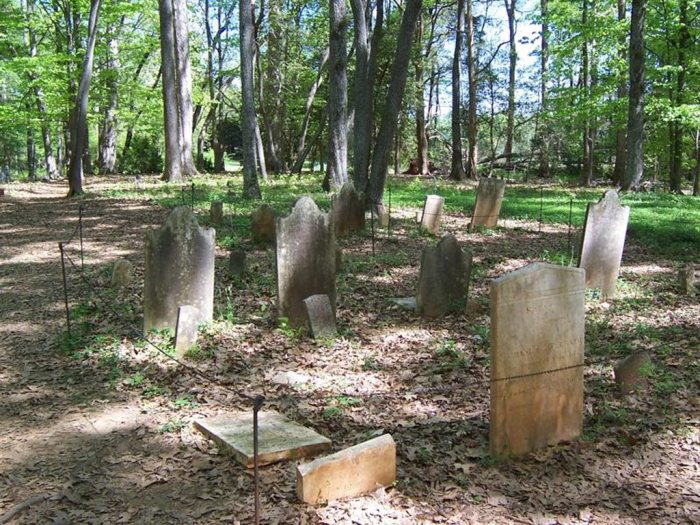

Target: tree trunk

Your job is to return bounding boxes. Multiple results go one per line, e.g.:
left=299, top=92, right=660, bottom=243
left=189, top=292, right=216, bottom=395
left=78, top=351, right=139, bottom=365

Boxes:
left=254, top=121, right=268, bottom=181
left=503, top=0, right=517, bottom=166
left=98, top=22, right=119, bottom=174
left=159, top=0, right=183, bottom=181
left=350, top=0, right=384, bottom=192
left=414, top=15, right=429, bottom=175
left=262, top=0, right=286, bottom=173
left=465, top=0, right=478, bottom=179
left=240, top=0, right=261, bottom=198
left=669, top=0, right=688, bottom=193
left=172, top=0, right=197, bottom=177
left=693, top=129, right=700, bottom=196
left=449, top=0, right=466, bottom=180
left=328, top=0, right=348, bottom=189
left=537, top=0, right=550, bottom=178
left=621, top=0, right=645, bottom=191
left=612, top=0, right=626, bottom=185
left=367, top=0, right=423, bottom=206
left=26, top=117, right=36, bottom=181
left=67, top=0, right=101, bottom=197
left=294, top=47, right=329, bottom=170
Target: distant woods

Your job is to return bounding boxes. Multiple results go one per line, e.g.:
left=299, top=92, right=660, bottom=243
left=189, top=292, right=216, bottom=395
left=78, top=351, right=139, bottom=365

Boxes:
left=0, top=0, right=698, bottom=197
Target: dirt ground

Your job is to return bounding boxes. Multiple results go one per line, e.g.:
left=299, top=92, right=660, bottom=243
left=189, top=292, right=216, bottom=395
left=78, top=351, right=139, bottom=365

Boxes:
left=0, top=177, right=698, bottom=524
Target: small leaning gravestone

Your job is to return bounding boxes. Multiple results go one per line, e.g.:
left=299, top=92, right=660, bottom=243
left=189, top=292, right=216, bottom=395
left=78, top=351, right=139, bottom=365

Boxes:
left=251, top=204, right=277, bottom=244
left=470, top=177, right=506, bottom=230
left=418, top=195, right=444, bottom=235
left=111, top=259, right=133, bottom=288
left=304, top=294, right=337, bottom=339
left=331, top=182, right=365, bottom=237
left=174, top=305, right=199, bottom=358
left=143, top=206, right=215, bottom=332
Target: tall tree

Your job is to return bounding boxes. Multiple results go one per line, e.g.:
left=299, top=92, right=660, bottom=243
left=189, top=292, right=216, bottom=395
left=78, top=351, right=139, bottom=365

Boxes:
left=669, top=0, right=689, bottom=193
left=503, top=0, right=517, bottom=166
left=67, top=0, right=101, bottom=196
left=98, top=21, right=120, bottom=174
left=450, top=0, right=466, bottom=180
left=621, top=0, right=645, bottom=190
left=240, top=0, right=262, bottom=198
left=328, top=0, right=348, bottom=188
left=465, top=0, right=478, bottom=179
left=367, top=0, right=423, bottom=206
left=537, top=0, right=550, bottom=178
left=611, top=0, right=626, bottom=186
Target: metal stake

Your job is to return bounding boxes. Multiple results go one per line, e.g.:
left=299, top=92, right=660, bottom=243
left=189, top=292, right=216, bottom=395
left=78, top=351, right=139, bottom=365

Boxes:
left=387, top=185, right=392, bottom=239
left=78, top=205, right=84, bottom=270
left=370, top=205, right=375, bottom=257
left=59, top=242, right=71, bottom=338
left=538, top=187, right=543, bottom=232
left=191, top=182, right=195, bottom=209
left=567, top=198, right=573, bottom=255
left=253, top=395, right=265, bottom=525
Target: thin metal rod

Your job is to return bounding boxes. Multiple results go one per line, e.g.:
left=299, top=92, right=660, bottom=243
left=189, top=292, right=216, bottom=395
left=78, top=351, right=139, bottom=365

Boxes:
left=370, top=205, right=375, bottom=257
left=387, top=185, right=392, bottom=239
left=567, top=197, right=573, bottom=255
left=59, top=242, right=71, bottom=338
left=538, top=187, right=543, bottom=232
left=78, top=205, right=84, bottom=270
left=253, top=395, right=265, bottom=525
left=191, top=182, right=195, bottom=209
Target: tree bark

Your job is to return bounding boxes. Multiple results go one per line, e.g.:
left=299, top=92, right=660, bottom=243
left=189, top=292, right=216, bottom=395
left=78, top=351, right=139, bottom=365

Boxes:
left=669, top=0, right=688, bottom=193
left=450, top=0, right=466, bottom=180
left=159, top=0, right=183, bottom=181
left=328, top=0, right=348, bottom=189
left=537, top=0, right=550, bottom=178
left=465, top=0, right=478, bottom=179
left=98, top=22, right=119, bottom=174
left=414, top=15, right=429, bottom=175
left=67, top=0, right=101, bottom=197
left=294, top=47, right=329, bottom=171
left=621, top=0, right=645, bottom=191
left=612, top=0, right=626, bottom=185
left=503, top=0, right=517, bottom=166
left=240, top=0, right=262, bottom=198
left=172, top=0, right=197, bottom=176
left=580, top=0, right=593, bottom=187
left=367, top=0, right=423, bottom=206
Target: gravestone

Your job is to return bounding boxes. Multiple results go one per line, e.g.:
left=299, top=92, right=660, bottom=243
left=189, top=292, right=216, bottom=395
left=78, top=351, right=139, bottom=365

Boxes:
left=419, top=195, right=444, bottom=235
left=679, top=265, right=696, bottom=296
left=143, top=206, right=215, bottom=332
left=416, top=235, right=473, bottom=318
left=614, top=352, right=651, bottom=394
left=470, top=177, right=506, bottom=229
left=335, top=247, right=343, bottom=272
left=174, top=305, right=199, bottom=358
left=229, top=250, right=246, bottom=278
left=194, top=411, right=331, bottom=468
left=578, top=190, right=630, bottom=297
left=210, top=201, right=224, bottom=224
left=276, top=196, right=336, bottom=328
left=251, top=204, right=277, bottom=244
left=0, top=165, right=9, bottom=183
left=111, top=259, right=134, bottom=288
left=303, top=294, right=337, bottom=339
left=490, top=262, right=585, bottom=458
left=331, top=182, right=365, bottom=236
left=375, top=204, right=390, bottom=228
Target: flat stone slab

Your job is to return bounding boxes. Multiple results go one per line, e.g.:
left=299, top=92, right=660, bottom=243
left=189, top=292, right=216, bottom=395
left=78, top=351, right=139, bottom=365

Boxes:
left=194, top=411, right=331, bottom=468
left=304, top=294, right=337, bottom=339
left=388, top=297, right=417, bottom=311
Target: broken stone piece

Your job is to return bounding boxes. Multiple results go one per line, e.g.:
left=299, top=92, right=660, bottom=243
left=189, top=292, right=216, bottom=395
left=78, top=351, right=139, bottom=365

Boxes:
left=174, top=305, right=199, bottom=358
left=111, top=259, right=133, bottom=288
left=303, top=294, right=337, bottom=339
left=614, top=352, right=652, bottom=394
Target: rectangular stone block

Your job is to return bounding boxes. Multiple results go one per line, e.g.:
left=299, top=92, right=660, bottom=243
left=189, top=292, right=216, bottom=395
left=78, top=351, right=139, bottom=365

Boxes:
left=490, top=263, right=585, bottom=458
left=194, top=411, right=331, bottom=468
left=174, top=305, right=199, bottom=358
left=296, top=434, right=396, bottom=504
left=304, top=294, right=337, bottom=339
left=470, top=178, right=506, bottom=229
left=419, top=195, right=444, bottom=235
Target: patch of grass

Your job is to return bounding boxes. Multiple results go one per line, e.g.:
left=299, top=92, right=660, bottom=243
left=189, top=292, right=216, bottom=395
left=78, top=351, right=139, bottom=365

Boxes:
left=173, top=395, right=199, bottom=410
left=159, top=417, right=186, bottom=433
left=124, top=372, right=146, bottom=388
left=361, top=355, right=382, bottom=371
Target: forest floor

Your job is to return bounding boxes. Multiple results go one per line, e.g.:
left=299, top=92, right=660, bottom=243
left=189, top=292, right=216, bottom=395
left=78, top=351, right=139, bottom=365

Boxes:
left=0, top=174, right=698, bottom=525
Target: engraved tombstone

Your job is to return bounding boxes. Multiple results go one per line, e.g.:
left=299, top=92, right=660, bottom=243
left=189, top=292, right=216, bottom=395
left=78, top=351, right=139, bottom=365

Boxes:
left=419, top=195, right=444, bottom=235
left=251, top=204, right=277, bottom=244
left=578, top=190, right=630, bottom=297
left=174, top=305, right=199, bottom=358
left=331, top=182, right=365, bottom=237
left=143, top=206, right=215, bottom=332
left=470, top=177, right=506, bottom=229
left=111, top=259, right=134, bottom=288
left=416, top=235, right=473, bottom=318
left=276, top=196, right=336, bottom=328
left=490, top=263, right=585, bottom=458
left=303, top=294, right=337, bottom=339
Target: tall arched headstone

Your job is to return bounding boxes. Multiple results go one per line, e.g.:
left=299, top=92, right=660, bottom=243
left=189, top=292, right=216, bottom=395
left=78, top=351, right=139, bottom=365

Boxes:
left=470, top=178, right=506, bottom=230
left=490, top=263, right=585, bottom=458
left=331, top=182, right=365, bottom=237
left=578, top=190, right=630, bottom=297
left=416, top=235, right=472, bottom=318
left=143, top=206, right=215, bottom=332
left=276, top=196, right=336, bottom=328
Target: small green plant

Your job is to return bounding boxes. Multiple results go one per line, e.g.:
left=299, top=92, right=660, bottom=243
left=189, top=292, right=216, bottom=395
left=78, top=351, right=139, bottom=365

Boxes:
left=277, top=318, right=304, bottom=341
left=142, top=385, right=168, bottom=398
left=173, top=395, right=199, bottom=410
left=124, top=372, right=146, bottom=388
left=159, top=418, right=186, bottom=433
left=362, top=355, right=382, bottom=371
left=335, top=395, right=361, bottom=407
left=323, top=406, right=342, bottom=418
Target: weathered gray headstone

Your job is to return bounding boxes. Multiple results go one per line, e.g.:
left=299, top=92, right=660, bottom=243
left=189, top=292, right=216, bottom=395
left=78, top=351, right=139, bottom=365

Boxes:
left=614, top=352, right=651, bottom=394
left=578, top=190, right=630, bottom=297
left=251, top=204, right=277, bottom=244
left=375, top=204, right=390, bottom=228
left=174, top=305, right=199, bottom=358
left=679, top=265, right=696, bottom=296
left=490, top=262, right=585, bottom=458
left=111, top=259, right=134, bottom=288
left=303, top=294, right=337, bottom=339
left=331, top=182, right=365, bottom=236
left=210, top=201, right=224, bottom=224
left=335, top=247, right=343, bottom=271
left=416, top=235, right=473, bottom=318
left=143, top=206, right=215, bottom=332
left=0, top=165, right=9, bottom=183
left=419, top=195, right=444, bottom=235
left=194, top=411, right=331, bottom=468
left=470, top=177, right=506, bottom=230
left=229, top=250, right=246, bottom=278
left=276, top=196, right=336, bottom=328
